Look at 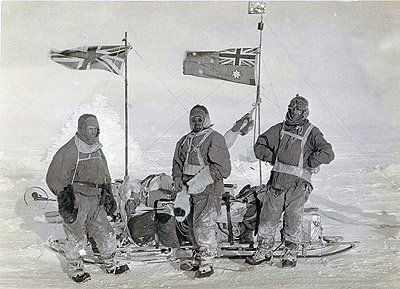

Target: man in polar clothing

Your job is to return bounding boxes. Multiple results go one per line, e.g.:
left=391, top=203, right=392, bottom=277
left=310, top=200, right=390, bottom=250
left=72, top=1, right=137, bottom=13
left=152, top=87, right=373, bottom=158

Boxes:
left=246, top=95, right=335, bottom=267
left=246, top=95, right=335, bottom=268
left=46, top=114, right=129, bottom=283
left=172, top=105, right=231, bottom=278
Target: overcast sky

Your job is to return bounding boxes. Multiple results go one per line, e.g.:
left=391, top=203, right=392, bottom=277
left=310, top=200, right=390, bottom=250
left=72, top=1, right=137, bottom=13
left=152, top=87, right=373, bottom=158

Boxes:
left=1, top=1, right=399, bottom=149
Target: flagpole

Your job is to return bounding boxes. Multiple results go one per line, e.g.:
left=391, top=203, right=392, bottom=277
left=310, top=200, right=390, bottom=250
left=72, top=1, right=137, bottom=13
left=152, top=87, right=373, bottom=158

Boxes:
left=123, top=32, right=129, bottom=178
left=256, top=13, right=264, bottom=186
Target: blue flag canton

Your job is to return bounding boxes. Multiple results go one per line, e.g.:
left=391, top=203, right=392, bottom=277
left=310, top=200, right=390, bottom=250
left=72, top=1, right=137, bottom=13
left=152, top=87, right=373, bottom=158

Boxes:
left=218, top=48, right=258, bottom=67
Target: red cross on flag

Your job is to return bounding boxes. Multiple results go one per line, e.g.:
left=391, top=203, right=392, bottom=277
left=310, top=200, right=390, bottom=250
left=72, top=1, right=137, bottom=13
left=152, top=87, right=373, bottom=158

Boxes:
left=49, top=44, right=132, bottom=76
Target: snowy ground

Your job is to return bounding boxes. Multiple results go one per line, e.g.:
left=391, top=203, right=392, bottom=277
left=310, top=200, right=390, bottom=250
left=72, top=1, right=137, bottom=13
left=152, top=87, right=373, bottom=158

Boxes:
left=1, top=1, right=400, bottom=288
left=0, top=118, right=399, bottom=289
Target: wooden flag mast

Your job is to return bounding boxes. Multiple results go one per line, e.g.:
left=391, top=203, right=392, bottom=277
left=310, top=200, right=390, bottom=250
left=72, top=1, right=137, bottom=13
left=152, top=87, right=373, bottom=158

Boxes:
left=123, top=32, right=129, bottom=178
left=256, top=14, right=264, bottom=186
left=249, top=1, right=266, bottom=186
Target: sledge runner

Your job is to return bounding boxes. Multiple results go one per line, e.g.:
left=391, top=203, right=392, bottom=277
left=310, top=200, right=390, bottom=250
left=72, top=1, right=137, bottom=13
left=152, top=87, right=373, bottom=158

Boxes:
left=245, top=95, right=335, bottom=268
left=46, top=114, right=129, bottom=283
left=172, top=105, right=231, bottom=278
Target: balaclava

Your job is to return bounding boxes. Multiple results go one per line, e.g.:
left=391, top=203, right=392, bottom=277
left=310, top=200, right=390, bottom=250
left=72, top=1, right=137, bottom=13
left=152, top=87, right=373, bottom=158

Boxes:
left=189, top=105, right=212, bottom=132
left=76, top=114, right=100, bottom=145
left=285, top=94, right=309, bottom=126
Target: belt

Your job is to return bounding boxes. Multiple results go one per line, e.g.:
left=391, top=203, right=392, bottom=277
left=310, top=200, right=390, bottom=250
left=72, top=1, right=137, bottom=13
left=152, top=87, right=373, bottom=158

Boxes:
left=73, top=181, right=103, bottom=189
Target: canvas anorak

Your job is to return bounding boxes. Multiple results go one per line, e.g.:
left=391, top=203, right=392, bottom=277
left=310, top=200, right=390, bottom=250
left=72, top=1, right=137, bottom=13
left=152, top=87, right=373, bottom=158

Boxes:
left=254, top=120, right=335, bottom=190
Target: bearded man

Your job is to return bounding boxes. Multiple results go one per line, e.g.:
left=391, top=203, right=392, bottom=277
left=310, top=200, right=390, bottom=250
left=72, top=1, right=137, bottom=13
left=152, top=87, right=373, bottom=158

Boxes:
left=172, top=105, right=231, bottom=278
left=245, top=95, right=335, bottom=268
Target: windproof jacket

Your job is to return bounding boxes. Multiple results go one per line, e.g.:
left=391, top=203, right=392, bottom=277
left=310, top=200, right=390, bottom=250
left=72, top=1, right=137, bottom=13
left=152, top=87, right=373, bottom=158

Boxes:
left=254, top=121, right=334, bottom=190
left=46, top=136, right=111, bottom=196
left=172, top=128, right=231, bottom=196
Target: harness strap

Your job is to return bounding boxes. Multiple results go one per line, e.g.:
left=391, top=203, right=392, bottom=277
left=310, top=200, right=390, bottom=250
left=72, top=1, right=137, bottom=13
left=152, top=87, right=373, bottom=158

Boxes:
left=273, top=123, right=314, bottom=183
left=298, top=124, right=314, bottom=167
left=71, top=150, right=103, bottom=184
left=272, top=161, right=312, bottom=183
left=183, top=129, right=214, bottom=175
left=281, top=130, right=304, bottom=141
left=186, top=129, right=214, bottom=154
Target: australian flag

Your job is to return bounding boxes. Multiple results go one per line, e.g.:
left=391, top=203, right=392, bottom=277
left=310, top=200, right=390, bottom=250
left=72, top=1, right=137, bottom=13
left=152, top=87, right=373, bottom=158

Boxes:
left=183, top=47, right=258, bottom=86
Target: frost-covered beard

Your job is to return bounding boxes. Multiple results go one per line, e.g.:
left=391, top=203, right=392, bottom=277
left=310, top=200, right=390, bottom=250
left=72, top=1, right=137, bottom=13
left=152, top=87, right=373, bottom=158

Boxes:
left=191, top=115, right=205, bottom=132
left=189, top=105, right=212, bottom=132
left=76, top=114, right=100, bottom=145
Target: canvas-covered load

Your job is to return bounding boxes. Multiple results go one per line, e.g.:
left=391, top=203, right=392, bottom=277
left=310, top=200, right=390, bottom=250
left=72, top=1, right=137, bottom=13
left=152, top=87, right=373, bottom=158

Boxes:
left=127, top=210, right=157, bottom=246
left=113, top=174, right=180, bottom=248
left=128, top=211, right=181, bottom=248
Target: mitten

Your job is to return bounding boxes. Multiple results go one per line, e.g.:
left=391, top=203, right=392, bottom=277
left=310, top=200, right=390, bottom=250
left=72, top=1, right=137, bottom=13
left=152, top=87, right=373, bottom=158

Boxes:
left=104, top=192, right=117, bottom=216
left=100, top=183, right=117, bottom=216
left=174, top=187, right=191, bottom=222
left=231, top=113, right=250, bottom=132
left=240, top=119, right=254, bottom=135
left=174, top=177, right=184, bottom=192
left=57, top=185, right=78, bottom=224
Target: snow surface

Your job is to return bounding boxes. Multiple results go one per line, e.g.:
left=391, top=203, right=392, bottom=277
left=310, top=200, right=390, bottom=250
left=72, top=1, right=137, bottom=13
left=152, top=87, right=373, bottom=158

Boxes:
left=0, top=97, right=399, bottom=289
left=1, top=1, right=400, bottom=288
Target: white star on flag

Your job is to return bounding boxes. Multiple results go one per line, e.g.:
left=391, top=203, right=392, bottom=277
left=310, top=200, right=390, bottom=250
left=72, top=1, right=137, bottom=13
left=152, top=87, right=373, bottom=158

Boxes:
left=232, top=70, right=241, bottom=79
left=183, top=47, right=257, bottom=86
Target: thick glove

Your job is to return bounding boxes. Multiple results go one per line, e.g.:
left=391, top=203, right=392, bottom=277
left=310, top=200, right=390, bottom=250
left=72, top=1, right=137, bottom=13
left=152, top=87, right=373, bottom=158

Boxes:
left=57, top=185, right=78, bottom=224
left=310, top=166, right=320, bottom=174
left=173, top=177, right=184, bottom=192
left=100, top=183, right=117, bottom=216
left=240, top=119, right=254, bottom=136
left=231, top=113, right=250, bottom=132
left=186, top=166, right=214, bottom=195
left=104, top=194, right=117, bottom=216
left=174, top=187, right=191, bottom=222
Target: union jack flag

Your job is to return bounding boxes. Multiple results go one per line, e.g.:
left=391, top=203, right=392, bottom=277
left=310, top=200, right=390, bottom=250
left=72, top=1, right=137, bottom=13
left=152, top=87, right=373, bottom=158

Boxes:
left=49, top=44, right=132, bottom=76
left=219, top=48, right=258, bottom=67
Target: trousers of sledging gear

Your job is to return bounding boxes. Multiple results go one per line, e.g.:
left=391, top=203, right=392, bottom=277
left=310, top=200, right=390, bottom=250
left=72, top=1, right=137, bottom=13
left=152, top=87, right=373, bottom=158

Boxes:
left=186, top=193, right=220, bottom=265
left=257, top=181, right=309, bottom=256
left=64, top=192, right=116, bottom=277
left=257, top=124, right=314, bottom=257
